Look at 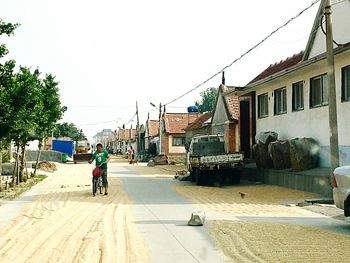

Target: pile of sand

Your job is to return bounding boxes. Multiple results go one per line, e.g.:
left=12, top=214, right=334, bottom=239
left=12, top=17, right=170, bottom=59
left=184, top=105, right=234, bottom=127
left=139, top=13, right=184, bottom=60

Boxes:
left=37, top=161, right=57, bottom=172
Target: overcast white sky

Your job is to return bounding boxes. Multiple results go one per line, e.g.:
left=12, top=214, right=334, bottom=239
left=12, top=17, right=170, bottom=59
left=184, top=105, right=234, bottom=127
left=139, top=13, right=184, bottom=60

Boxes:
left=1, top=0, right=320, bottom=140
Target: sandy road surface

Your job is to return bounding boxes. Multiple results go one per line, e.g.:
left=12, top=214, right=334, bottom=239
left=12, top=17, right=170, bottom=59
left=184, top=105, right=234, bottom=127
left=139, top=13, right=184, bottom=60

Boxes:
left=0, top=163, right=148, bottom=263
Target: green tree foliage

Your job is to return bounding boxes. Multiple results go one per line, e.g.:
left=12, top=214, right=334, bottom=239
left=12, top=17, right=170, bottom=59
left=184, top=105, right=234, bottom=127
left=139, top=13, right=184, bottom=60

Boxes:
left=0, top=19, right=18, bottom=189
left=0, top=19, right=18, bottom=140
left=54, top=122, right=85, bottom=141
left=195, top=87, right=218, bottom=113
left=0, top=18, right=66, bottom=183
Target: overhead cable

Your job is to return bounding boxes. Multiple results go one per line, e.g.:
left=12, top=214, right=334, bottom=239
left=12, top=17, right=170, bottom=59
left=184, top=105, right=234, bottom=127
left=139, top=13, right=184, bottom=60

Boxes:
left=164, top=0, right=321, bottom=106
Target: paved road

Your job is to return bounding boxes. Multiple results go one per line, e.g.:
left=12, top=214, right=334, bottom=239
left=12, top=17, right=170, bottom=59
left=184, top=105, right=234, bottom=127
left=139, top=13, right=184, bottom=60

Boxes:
left=110, top=165, right=226, bottom=263
left=1, top=162, right=350, bottom=263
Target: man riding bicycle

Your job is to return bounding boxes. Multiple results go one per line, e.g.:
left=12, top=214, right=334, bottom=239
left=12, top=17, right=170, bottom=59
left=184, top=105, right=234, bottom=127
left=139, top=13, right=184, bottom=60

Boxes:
left=88, top=143, right=111, bottom=195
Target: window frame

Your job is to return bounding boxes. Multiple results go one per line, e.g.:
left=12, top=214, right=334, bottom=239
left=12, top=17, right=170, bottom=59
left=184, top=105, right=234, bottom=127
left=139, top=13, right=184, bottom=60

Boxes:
left=292, top=81, right=304, bottom=112
left=341, top=65, right=350, bottom=102
left=274, top=87, right=287, bottom=115
left=258, top=93, right=269, bottom=118
left=172, top=136, right=185, bottom=147
left=310, top=73, right=328, bottom=108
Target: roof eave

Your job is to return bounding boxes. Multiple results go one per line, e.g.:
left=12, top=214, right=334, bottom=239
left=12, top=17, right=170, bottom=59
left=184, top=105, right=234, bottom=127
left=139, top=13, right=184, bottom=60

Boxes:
left=240, top=45, right=350, bottom=93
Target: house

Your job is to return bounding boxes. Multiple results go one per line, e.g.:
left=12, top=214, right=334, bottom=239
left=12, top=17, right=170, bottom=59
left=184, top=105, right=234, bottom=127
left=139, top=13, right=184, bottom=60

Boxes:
left=211, top=85, right=241, bottom=154
left=161, top=112, right=201, bottom=159
left=116, top=128, right=137, bottom=154
left=144, top=119, right=160, bottom=154
left=233, top=0, right=350, bottom=167
left=92, top=129, right=113, bottom=148
left=184, top=112, right=212, bottom=144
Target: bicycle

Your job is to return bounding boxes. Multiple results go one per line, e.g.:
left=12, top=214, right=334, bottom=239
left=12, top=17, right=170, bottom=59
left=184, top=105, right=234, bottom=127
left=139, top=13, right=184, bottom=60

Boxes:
left=92, top=162, right=105, bottom=196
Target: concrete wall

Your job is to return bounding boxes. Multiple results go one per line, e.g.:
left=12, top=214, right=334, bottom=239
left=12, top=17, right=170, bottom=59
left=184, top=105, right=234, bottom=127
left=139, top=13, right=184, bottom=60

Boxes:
left=26, top=150, right=62, bottom=163
left=212, top=93, right=229, bottom=124
left=255, top=50, right=350, bottom=167
left=240, top=166, right=332, bottom=197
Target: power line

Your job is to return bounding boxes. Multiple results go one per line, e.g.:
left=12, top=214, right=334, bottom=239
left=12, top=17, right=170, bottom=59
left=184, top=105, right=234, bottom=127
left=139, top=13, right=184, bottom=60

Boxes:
left=164, top=0, right=321, bottom=106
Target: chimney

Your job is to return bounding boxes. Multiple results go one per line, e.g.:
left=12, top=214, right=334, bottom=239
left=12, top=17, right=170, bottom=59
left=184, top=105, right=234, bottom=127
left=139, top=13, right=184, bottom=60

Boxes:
left=222, top=71, right=225, bottom=85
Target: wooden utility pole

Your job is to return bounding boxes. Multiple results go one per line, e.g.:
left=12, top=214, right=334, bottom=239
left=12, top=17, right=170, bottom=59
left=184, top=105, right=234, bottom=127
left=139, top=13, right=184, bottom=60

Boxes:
left=136, top=101, right=140, bottom=154
left=325, top=0, right=340, bottom=178
left=159, top=103, right=162, bottom=155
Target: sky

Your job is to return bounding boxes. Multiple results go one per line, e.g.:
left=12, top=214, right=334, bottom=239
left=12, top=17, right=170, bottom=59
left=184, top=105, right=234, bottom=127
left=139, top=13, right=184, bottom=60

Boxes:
left=1, top=0, right=321, bottom=140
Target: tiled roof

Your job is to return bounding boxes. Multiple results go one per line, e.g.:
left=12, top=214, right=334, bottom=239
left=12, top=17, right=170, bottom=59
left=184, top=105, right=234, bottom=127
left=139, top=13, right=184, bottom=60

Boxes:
left=118, top=129, right=136, bottom=141
left=184, top=112, right=212, bottom=131
left=216, top=85, right=239, bottom=122
left=248, top=52, right=304, bottom=85
left=163, top=113, right=201, bottom=134
left=147, top=120, right=159, bottom=137
left=225, top=95, right=240, bottom=120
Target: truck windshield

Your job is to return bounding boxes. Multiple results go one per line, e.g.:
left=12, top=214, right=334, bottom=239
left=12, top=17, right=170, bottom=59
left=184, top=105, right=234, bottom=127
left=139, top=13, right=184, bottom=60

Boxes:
left=192, top=141, right=226, bottom=155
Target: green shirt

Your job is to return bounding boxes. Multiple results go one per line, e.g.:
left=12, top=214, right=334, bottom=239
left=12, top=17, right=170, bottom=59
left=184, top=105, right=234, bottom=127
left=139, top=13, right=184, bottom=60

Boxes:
left=92, top=149, right=109, bottom=170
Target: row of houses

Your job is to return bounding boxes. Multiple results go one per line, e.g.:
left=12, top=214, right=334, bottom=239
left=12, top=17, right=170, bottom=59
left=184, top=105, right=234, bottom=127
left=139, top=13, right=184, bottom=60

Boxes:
left=95, top=0, right=350, bottom=167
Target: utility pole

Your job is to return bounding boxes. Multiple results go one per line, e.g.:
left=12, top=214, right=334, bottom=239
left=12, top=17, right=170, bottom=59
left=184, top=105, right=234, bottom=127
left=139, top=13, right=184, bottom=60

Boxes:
left=159, top=102, right=162, bottom=155
left=325, top=0, right=340, bottom=179
left=136, top=101, right=140, bottom=154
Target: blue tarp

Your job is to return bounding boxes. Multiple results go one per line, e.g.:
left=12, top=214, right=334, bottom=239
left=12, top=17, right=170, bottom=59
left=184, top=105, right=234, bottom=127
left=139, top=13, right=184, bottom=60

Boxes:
left=52, top=140, right=74, bottom=156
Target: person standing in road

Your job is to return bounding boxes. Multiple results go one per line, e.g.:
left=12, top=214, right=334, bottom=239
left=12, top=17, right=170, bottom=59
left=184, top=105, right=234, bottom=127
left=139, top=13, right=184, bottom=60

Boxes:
left=89, top=143, right=111, bottom=195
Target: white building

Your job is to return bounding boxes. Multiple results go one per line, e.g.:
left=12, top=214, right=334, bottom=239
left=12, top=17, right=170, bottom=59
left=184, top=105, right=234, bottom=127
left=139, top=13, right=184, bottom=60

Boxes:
left=235, top=0, right=350, bottom=167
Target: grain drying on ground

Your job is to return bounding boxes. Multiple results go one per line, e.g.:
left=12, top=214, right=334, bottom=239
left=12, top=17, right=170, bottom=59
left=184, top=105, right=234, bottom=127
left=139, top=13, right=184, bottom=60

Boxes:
left=0, top=163, right=148, bottom=263
left=210, top=220, right=350, bottom=263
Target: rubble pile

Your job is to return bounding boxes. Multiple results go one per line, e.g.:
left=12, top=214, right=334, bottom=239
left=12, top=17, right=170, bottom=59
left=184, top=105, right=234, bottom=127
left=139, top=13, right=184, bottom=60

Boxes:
left=37, top=161, right=57, bottom=172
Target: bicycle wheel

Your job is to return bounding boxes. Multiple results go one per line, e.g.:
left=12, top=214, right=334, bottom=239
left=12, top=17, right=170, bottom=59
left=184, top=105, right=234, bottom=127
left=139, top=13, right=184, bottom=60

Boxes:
left=92, top=177, right=97, bottom=196
left=99, top=177, right=103, bottom=194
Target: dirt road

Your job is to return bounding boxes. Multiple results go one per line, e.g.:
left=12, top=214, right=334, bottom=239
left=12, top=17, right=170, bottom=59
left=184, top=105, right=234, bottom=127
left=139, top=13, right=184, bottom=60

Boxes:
left=0, top=163, right=148, bottom=263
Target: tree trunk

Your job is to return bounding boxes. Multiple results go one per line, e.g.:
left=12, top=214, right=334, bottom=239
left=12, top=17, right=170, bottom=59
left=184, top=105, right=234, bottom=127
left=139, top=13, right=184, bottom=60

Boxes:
left=12, top=145, right=19, bottom=186
left=19, top=143, right=26, bottom=183
left=34, top=139, right=43, bottom=177
left=0, top=141, right=3, bottom=192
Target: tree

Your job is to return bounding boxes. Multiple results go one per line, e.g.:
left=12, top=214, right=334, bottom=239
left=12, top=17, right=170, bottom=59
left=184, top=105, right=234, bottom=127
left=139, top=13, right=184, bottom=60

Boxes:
left=0, top=18, right=18, bottom=189
left=33, top=74, right=66, bottom=175
left=195, top=87, right=218, bottom=113
left=9, top=67, right=44, bottom=183
left=54, top=122, right=85, bottom=141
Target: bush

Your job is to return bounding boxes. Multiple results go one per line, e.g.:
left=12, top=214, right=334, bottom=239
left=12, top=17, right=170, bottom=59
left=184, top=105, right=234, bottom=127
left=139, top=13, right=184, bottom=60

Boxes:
left=1, top=151, right=10, bottom=163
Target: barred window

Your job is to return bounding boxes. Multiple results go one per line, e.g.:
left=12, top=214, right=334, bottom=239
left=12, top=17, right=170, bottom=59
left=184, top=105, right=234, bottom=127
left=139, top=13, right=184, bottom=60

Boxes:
left=274, top=87, right=287, bottom=115
left=342, top=65, right=350, bottom=102
left=258, top=93, right=269, bottom=118
left=310, top=74, right=328, bottom=108
left=292, top=81, right=304, bottom=111
left=173, top=136, right=185, bottom=146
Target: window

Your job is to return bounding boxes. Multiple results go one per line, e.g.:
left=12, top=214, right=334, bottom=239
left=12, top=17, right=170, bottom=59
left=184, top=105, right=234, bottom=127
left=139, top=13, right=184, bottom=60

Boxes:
left=342, top=65, right=350, bottom=102
left=274, top=87, right=287, bottom=115
left=310, top=74, right=328, bottom=108
left=173, top=136, right=185, bottom=146
left=258, top=93, right=268, bottom=118
left=292, top=81, right=304, bottom=111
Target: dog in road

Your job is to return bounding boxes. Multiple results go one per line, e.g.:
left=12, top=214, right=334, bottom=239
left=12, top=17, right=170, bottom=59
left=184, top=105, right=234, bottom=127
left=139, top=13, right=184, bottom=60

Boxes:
left=129, top=159, right=139, bottom=165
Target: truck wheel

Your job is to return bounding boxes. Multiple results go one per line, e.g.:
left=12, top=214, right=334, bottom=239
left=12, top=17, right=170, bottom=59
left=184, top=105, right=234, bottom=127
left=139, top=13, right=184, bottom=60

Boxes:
left=196, top=172, right=205, bottom=185
left=344, top=196, right=350, bottom=217
left=229, top=169, right=241, bottom=184
left=219, top=173, right=227, bottom=186
left=190, top=169, right=197, bottom=182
